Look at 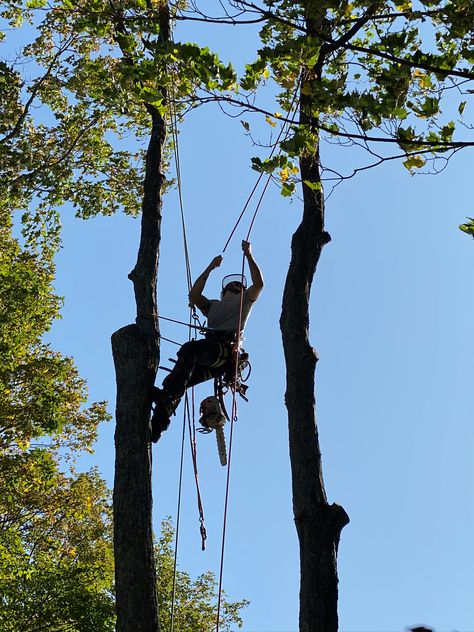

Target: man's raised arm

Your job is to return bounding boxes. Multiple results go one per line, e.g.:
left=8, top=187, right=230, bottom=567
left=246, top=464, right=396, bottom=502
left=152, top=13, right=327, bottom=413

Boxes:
left=242, top=240, right=264, bottom=302
left=189, top=255, right=223, bottom=313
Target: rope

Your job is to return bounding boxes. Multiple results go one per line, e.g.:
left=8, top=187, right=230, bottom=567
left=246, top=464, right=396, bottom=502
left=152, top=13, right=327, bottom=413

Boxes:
left=159, top=334, right=181, bottom=346
left=170, top=92, right=207, bottom=551
left=186, top=389, right=207, bottom=551
left=215, top=253, right=246, bottom=632
left=169, top=394, right=187, bottom=631
left=166, top=59, right=302, bottom=632
left=215, top=74, right=303, bottom=631
left=169, top=95, right=193, bottom=293
left=158, top=314, right=207, bottom=330
left=221, top=72, right=303, bottom=253
left=168, top=79, right=209, bottom=632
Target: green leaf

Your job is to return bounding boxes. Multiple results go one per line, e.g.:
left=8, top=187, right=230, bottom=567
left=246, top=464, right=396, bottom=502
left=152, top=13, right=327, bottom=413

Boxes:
left=402, top=155, right=426, bottom=170
left=281, top=181, right=295, bottom=197
left=303, top=180, right=321, bottom=191
left=459, top=217, right=474, bottom=238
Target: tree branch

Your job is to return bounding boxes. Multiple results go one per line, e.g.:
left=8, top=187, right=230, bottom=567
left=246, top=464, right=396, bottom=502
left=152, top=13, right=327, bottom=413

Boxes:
left=11, top=113, right=104, bottom=185
left=180, top=2, right=474, bottom=82
left=193, top=93, right=474, bottom=149
left=0, top=34, right=77, bottom=145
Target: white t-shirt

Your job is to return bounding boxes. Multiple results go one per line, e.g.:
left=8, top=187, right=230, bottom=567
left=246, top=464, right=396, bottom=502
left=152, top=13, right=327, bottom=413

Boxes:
left=205, top=290, right=254, bottom=332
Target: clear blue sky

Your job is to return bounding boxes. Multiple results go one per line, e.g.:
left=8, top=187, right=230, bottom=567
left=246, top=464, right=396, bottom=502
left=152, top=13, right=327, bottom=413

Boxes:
left=43, top=12, right=474, bottom=632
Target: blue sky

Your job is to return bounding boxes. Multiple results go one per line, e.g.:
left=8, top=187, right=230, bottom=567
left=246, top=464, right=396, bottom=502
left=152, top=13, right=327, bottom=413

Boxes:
left=37, top=8, right=474, bottom=632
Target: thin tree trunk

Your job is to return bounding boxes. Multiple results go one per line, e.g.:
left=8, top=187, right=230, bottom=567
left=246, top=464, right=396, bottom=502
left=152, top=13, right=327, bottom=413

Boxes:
left=111, top=105, right=165, bottom=632
left=280, top=59, right=349, bottom=630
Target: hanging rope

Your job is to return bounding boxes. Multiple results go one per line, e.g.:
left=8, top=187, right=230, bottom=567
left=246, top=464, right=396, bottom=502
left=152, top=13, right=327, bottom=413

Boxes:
left=169, top=391, right=187, bottom=632
left=186, top=389, right=207, bottom=551
left=168, top=84, right=208, bottom=632
left=215, top=74, right=303, bottom=632
left=158, top=314, right=206, bottom=330
left=169, top=92, right=193, bottom=292
left=215, top=251, right=246, bottom=632
left=165, top=58, right=303, bottom=632
left=221, top=71, right=303, bottom=254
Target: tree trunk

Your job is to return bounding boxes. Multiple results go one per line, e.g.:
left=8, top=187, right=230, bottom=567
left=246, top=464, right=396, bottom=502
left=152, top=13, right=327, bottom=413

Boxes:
left=111, top=106, right=165, bottom=632
left=280, top=61, right=349, bottom=630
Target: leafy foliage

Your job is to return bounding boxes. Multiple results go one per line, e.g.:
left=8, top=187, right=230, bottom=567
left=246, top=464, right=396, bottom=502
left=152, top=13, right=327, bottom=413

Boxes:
left=233, top=0, right=474, bottom=190
left=0, top=219, right=109, bottom=451
left=0, top=213, right=115, bottom=630
left=0, top=0, right=237, bottom=241
left=0, top=461, right=116, bottom=632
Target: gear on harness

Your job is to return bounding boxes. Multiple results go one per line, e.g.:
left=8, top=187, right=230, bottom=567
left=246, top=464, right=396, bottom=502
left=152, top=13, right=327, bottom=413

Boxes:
left=199, top=396, right=226, bottom=430
left=198, top=396, right=227, bottom=467
left=196, top=347, right=252, bottom=466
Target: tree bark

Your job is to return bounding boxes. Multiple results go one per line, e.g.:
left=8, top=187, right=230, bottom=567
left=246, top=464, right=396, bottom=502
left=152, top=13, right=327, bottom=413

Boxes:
left=280, top=28, right=350, bottom=630
left=111, top=105, right=165, bottom=632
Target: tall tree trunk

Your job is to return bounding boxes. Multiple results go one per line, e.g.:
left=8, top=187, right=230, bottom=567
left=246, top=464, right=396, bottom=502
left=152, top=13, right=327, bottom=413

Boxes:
left=111, top=105, right=165, bottom=632
left=280, top=59, right=350, bottom=631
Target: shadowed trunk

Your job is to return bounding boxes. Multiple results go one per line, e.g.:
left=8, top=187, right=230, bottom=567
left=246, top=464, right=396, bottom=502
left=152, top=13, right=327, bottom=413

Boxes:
left=280, top=31, right=350, bottom=630
left=111, top=105, right=165, bottom=632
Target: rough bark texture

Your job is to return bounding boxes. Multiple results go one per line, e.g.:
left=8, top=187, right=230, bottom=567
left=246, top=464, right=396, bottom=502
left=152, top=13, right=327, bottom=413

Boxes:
left=112, top=107, right=166, bottom=632
left=280, top=19, right=350, bottom=629
left=280, top=161, right=349, bottom=632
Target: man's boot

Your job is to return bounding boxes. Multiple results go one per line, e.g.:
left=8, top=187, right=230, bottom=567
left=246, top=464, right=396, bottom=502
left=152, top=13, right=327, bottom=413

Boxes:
left=150, top=349, right=196, bottom=442
left=150, top=388, right=179, bottom=443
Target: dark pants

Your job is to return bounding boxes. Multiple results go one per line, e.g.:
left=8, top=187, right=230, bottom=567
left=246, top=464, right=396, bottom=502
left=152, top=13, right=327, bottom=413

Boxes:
left=162, top=337, right=232, bottom=403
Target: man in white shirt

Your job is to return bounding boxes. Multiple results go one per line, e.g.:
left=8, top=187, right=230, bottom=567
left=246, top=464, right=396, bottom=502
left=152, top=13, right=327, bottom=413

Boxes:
left=151, top=240, right=264, bottom=442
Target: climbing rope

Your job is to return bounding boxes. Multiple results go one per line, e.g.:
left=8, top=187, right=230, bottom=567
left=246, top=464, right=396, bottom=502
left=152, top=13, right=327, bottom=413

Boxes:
left=165, top=59, right=303, bottom=632
left=215, top=74, right=302, bottom=632
left=169, top=392, right=187, bottom=632
left=186, top=389, right=207, bottom=551
left=215, top=253, right=246, bottom=632
left=221, top=71, right=303, bottom=254
left=168, top=83, right=208, bottom=632
left=158, top=314, right=207, bottom=330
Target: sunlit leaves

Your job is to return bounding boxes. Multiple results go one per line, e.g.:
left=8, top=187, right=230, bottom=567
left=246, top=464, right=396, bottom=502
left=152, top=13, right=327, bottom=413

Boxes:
left=303, top=179, right=322, bottom=191
left=402, top=154, right=426, bottom=170
left=0, top=217, right=114, bottom=630
left=0, top=221, right=111, bottom=451
left=253, top=0, right=473, bottom=188
left=459, top=217, right=474, bottom=238
left=251, top=154, right=289, bottom=173
left=1, top=0, right=238, bottom=229
left=0, top=460, right=116, bottom=632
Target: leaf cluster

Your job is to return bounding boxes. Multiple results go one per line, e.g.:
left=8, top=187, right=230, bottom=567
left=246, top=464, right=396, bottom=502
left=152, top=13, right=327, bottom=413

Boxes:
left=232, top=0, right=474, bottom=192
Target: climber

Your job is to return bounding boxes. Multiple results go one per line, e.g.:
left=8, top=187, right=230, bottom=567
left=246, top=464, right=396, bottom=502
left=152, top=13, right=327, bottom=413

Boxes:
left=151, top=239, right=264, bottom=442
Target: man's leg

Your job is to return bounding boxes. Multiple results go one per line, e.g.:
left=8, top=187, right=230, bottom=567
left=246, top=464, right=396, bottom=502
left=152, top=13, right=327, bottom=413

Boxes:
left=151, top=340, right=198, bottom=442
left=151, top=339, right=227, bottom=442
left=187, top=341, right=231, bottom=387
